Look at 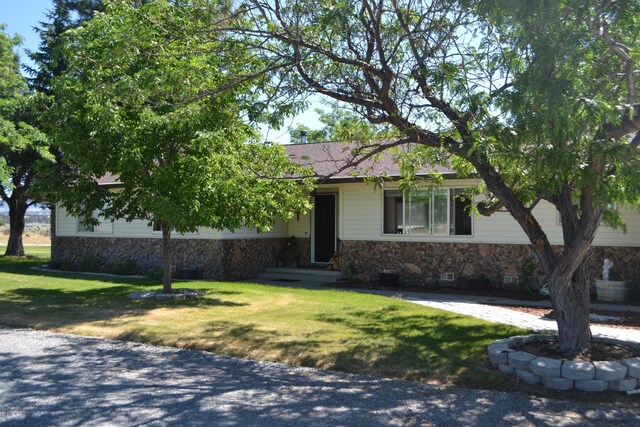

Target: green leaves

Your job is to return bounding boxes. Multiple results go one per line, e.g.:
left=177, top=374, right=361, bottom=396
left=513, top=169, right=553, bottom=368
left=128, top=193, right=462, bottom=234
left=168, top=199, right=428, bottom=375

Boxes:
left=53, top=0, right=312, bottom=237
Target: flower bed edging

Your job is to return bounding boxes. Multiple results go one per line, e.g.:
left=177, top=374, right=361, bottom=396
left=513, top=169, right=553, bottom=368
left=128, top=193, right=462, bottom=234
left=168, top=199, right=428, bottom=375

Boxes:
left=487, top=334, right=640, bottom=392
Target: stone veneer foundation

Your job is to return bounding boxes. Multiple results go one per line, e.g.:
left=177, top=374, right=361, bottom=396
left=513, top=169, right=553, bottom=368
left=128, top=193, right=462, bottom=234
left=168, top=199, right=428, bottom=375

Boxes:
left=339, top=240, right=640, bottom=292
left=53, top=236, right=293, bottom=280
left=488, top=335, right=640, bottom=392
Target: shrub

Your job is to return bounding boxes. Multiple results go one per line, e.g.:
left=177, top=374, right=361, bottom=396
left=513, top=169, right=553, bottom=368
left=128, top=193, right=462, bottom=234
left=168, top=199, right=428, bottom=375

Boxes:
left=146, top=266, right=164, bottom=279
left=113, top=258, right=139, bottom=276
left=59, top=261, right=78, bottom=272
left=78, top=254, right=101, bottom=272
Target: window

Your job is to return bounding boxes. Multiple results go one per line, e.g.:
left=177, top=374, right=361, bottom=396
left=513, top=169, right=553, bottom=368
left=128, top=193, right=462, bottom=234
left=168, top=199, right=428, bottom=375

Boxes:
left=77, top=211, right=113, bottom=234
left=383, top=188, right=472, bottom=236
left=77, top=214, right=95, bottom=233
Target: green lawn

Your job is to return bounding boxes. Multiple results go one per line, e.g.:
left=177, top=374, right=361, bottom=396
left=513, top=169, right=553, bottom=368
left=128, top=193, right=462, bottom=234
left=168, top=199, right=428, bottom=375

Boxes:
left=0, top=245, right=51, bottom=258
left=0, top=252, right=528, bottom=388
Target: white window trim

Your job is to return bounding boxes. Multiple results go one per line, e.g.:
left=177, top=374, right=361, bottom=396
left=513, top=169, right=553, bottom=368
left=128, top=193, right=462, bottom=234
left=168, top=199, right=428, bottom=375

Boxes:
left=382, top=186, right=473, bottom=237
left=77, top=210, right=113, bottom=235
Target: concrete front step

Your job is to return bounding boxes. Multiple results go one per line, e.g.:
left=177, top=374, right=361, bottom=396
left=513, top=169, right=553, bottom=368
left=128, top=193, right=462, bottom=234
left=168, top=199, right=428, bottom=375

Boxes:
left=263, top=267, right=342, bottom=278
left=256, top=267, right=341, bottom=286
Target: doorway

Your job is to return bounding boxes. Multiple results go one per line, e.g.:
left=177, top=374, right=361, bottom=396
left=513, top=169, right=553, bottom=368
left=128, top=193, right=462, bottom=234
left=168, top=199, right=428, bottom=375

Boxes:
left=312, top=194, right=337, bottom=263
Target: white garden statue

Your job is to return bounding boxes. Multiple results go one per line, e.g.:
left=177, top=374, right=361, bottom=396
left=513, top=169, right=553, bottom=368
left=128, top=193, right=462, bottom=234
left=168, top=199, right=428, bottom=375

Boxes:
left=602, top=258, right=613, bottom=281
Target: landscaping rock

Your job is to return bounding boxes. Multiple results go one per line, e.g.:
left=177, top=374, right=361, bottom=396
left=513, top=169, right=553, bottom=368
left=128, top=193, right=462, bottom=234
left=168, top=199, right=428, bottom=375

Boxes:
left=499, top=364, right=515, bottom=375
left=488, top=344, right=514, bottom=366
left=508, top=336, right=529, bottom=346
left=542, top=376, right=573, bottom=391
left=515, top=369, right=540, bottom=385
left=622, top=358, right=640, bottom=378
left=608, top=378, right=638, bottom=392
left=128, top=288, right=206, bottom=301
left=574, top=379, right=608, bottom=392
left=561, top=361, right=595, bottom=380
left=128, top=291, right=158, bottom=300
left=594, top=361, right=627, bottom=382
left=530, top=357, right=562, bottom=378
left=508, top=352, right=536, bottom=370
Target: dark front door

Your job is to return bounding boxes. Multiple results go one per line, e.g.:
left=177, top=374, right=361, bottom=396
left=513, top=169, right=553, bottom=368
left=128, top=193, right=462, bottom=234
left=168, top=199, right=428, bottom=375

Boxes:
left=313, top=194, right=337, bottom=263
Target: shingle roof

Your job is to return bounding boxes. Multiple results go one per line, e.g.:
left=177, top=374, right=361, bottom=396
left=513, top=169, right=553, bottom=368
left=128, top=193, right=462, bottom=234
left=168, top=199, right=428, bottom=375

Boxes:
left=96, top=141, right=452, bottom=186
left=284, top=140, right=452, bottom=180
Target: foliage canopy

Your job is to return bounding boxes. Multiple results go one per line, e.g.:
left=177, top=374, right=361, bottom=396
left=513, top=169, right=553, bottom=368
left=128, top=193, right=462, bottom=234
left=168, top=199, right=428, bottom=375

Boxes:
left=53, top=0, right=313, bottom=290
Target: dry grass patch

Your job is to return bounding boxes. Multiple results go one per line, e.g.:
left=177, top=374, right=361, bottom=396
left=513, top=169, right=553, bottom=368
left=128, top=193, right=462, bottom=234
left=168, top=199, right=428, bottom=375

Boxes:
left=0, top=254, right=527, bottom=389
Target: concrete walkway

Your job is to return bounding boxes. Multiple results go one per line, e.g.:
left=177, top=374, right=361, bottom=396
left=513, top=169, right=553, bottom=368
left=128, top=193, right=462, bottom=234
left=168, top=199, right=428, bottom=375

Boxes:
left=348, top=288, right=640, bottom=342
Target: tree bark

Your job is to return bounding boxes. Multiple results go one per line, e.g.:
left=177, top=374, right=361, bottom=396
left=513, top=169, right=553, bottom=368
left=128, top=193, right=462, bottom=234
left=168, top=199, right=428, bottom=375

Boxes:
left=5, top=198, right=28, bottom=257
left=50, top=205, right=57, bottom=262
left=549, top=255, right=593, bottom=356
left=161, top=223, right=173, bottom=294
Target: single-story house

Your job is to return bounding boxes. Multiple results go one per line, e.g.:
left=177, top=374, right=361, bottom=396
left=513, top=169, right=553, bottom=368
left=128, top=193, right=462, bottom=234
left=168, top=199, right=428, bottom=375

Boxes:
left=51, top=141, right=640, bottom=288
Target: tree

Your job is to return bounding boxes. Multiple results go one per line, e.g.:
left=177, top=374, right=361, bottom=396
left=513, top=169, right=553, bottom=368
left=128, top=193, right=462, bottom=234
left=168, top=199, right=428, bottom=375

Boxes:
left=0, top=25, right=51, bottom=256
left=242, top=0, right=640, bottom=356
left=289, top=107, right=399, bottom=143
left=0, top=1, right=104, bottom=257
left=26, top=0, right=104, bottom=96
left=52, top=0, right=312, bottom=293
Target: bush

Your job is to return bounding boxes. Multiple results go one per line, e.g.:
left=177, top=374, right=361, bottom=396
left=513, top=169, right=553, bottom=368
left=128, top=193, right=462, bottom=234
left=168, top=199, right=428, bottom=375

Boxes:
left=59, top=261, right=78, bottom=272
left=146, top=266, right=164, bottom=279
left=78, top=254, right=101, bottom=272
left=113, top=258, right=139, bottom=276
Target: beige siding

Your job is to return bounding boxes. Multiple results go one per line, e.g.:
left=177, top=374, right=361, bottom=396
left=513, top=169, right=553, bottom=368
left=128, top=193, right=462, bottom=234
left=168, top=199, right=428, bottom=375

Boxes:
left=330, top=181, right=640, bottom=247
left=55, top=205, right=222, bottom=239
left=220, top=219, right=288, bottom=240
left=57, top=181, right=640, bottom=247
left=287, top=212, right=311, bottom=238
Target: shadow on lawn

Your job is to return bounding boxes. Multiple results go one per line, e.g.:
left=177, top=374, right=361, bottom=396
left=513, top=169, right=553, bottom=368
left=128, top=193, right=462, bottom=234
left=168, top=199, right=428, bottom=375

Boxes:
left=0, top=256, right=158, bottom=286
left=122, top=303, right=527, bottom=388
left=0, top=286, right=247, bottom=330
left=315, top=307, right=523, bottom=386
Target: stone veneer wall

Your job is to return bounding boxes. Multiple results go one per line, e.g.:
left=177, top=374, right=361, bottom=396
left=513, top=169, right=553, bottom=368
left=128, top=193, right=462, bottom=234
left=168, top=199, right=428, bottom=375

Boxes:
left=53, top=236, right=307, bottom=280
left=221, top=238, right=289, bottom=280
left=53, top=236, right=225, bottom=279
left=339, top=240, right=640, bottom=290
left=294, top=237, right=311, bottom=267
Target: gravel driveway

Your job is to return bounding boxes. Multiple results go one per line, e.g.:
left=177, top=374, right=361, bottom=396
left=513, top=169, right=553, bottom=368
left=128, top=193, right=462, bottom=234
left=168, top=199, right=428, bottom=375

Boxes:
left=0, top=327, right=638, bottom=426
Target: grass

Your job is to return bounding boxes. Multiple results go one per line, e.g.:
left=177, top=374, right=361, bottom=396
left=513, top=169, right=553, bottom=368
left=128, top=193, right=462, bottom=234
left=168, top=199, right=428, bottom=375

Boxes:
left=0, top=247, right=528, bottom=389
left=0, top=244, right=51, bottom=258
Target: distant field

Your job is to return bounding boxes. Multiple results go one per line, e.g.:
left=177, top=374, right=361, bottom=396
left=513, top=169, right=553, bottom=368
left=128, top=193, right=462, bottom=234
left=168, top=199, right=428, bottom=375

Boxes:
left=0, top=245, right=50, bottom=258
left=0, top=225, right=51, bottom=246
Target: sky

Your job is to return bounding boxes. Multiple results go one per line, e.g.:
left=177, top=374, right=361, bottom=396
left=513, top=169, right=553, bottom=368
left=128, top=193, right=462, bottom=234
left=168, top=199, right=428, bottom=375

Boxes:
left=0, top=0, right=324, bottom=144
left=0, top=0, right=54, bottom=72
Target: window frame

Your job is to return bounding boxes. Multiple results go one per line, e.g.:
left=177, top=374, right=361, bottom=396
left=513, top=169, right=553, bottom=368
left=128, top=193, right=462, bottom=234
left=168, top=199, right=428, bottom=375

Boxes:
left=382, top=187, right=473, bottom=237
left=76, top=210, right=113, bottom=234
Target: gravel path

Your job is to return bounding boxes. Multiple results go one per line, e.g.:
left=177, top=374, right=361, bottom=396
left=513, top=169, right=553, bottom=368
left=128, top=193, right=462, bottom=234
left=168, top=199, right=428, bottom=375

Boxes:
left=1, top=327, right=638, bottom=426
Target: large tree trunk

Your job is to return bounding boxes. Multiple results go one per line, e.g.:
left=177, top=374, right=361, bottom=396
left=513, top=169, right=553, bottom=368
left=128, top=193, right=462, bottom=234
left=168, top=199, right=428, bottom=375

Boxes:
left=5, top=198, right=28, bottom=257
left=549, top=257, right=593, bottom=356
left=50, top=205, right=56, bottom=261
left=471, top=163, right=601, bottom=357
left=161, top=223, right=173, bottom=294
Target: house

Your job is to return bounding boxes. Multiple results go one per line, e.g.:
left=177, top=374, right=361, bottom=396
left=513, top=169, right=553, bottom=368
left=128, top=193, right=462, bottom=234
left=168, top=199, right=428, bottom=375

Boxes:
left=51, top=141, right=640, bottom=288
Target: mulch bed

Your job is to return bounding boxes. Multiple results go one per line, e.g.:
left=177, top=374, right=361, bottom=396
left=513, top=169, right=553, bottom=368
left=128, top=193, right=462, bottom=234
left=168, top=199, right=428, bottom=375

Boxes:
left=515, top=340, right=639, bottom=361
left=492, top=304, right=640, bottom=330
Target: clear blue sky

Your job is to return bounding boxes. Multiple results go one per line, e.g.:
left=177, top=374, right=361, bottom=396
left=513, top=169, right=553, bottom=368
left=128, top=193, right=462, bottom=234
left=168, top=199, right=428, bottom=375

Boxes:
left=0, top=0, right=54, bottom=71
left=0, top=0, right=323, bottom=143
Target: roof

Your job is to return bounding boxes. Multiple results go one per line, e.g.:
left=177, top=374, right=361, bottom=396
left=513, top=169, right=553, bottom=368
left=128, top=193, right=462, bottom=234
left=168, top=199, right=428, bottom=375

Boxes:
left=97, top=172, right=122, bottom=186
left=96, top=140, right=453, bottom=186
left=284, top=141, right=453, bottom=181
